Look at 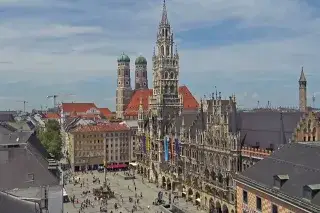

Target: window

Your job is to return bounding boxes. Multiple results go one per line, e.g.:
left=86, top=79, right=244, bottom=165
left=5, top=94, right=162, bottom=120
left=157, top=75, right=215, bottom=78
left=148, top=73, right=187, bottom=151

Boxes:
left=256, top=196, right=262, bottom=211
left=272, top=204, right=278, bottom=213
left=243, top=190, right=248, bottom=204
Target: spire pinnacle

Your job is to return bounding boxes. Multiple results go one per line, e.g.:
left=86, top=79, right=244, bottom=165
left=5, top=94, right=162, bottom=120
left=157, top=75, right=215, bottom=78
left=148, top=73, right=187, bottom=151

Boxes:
left=161, top=0, right=168, bottom=25
left=299, top=66, right=306, bottom=82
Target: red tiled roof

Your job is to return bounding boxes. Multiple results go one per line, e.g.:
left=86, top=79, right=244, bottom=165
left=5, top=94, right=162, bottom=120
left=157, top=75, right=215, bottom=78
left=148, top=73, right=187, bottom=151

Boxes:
left=44, top=112, right=60, bottom=119
left=61, top=103, right=97, bottom=113
left=71, top=122, right=129, bottom=133
left=99, top=108, right=112, bottom=118
left=69, top=114, right=101, bottom=119
left=124, top=86, right=199, bottom=116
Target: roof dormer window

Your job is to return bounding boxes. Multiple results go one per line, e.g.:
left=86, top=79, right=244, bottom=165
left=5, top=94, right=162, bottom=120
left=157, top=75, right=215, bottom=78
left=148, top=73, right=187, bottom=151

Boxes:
left=273, top=174, right=289, bottom=189
left=303, top=184, right=320, bottom=201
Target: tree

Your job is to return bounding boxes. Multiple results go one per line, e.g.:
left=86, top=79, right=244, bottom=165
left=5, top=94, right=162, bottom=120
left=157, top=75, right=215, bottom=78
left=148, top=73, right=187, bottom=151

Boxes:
left=38, top=120, right=62, bottom=160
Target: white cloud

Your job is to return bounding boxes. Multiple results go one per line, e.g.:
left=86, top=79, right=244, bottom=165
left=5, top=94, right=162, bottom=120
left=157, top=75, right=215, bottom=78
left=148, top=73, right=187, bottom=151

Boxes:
left=0, top=0, right=319, bottom=107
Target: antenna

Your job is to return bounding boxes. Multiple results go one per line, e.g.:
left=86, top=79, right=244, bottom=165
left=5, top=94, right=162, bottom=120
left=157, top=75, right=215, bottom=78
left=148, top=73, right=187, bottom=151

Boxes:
left=257, top=100, right=260, bottom=108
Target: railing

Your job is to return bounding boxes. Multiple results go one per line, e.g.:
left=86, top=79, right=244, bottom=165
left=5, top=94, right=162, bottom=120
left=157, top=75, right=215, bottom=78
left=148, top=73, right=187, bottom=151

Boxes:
left=241, top=146, right=272, bottom=159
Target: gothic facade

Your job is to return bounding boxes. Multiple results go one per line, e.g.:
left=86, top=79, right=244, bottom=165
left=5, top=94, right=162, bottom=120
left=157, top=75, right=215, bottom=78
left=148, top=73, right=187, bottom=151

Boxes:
left=133, top=2, right=313, bottom=213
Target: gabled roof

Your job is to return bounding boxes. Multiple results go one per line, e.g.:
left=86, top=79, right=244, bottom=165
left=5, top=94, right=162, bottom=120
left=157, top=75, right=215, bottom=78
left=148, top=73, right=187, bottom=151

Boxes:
left=0, top=143, right=59, bottom=190
left=99, top=108, right=112, bottom=118
left=237, top=111, right=302, bottom=149
left=239, top=142, right=320, bottom=208
left=124, top=86, right=199, bottom=116
left=0, top=114, right=15, bottom=122
left=61, top=103, right=97, bottom=113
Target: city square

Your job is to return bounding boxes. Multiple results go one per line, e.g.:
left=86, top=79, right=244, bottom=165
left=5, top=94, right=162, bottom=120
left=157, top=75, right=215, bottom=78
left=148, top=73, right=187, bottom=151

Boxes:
left=63, top=169, right=206, bottom=213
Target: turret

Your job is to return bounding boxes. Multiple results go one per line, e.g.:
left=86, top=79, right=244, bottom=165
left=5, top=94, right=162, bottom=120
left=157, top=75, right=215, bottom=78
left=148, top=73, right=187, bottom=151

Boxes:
left=135, top=55, right=148, bottom=90
left=299, top=66, right=307, bottom=112
left=116, top=52, right=132, bottom=119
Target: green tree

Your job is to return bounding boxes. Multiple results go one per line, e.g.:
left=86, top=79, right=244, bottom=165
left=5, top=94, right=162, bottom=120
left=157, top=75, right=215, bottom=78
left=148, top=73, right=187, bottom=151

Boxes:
left=38, top=120, right=62, bottom=160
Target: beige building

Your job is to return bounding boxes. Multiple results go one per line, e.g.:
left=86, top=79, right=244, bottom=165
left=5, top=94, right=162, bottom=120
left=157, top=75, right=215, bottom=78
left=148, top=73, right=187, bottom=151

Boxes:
left=122, top=120, right=138, bottom=162
left=68, top=122, right=131, bottom=171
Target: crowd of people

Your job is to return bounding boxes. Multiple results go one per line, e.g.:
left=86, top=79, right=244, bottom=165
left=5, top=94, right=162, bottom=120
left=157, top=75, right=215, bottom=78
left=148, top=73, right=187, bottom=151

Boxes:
left=64, top=168, right=157, bottom=213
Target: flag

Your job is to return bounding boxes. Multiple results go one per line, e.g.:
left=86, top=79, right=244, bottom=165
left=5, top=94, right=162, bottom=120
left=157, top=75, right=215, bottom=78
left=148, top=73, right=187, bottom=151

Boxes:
left=175, top=138, right=180, bottom=157
left=164, top=137, right=169, bottom=161
left=167, top=137, right=170, bottom=161
left=146, top=134, right=150, bottom=151
left=170, top=137, right=174, bottom=161
left=142, top=135, right=146, bottom=153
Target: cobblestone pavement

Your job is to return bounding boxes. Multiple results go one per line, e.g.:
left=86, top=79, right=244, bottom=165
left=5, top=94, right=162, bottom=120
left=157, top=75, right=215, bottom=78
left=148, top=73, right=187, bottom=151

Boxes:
left=64, top=170, right=206, bottom=213
left=64, top=171, right=166, bottom=213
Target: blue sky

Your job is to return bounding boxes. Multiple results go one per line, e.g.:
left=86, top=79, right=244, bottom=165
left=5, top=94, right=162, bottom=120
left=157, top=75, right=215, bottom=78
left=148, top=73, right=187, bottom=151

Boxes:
left=0, top=0, right=320, bottom=111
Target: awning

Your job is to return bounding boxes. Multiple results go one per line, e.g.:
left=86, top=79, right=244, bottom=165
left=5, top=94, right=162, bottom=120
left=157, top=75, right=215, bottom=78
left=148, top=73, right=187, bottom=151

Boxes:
left=129, top=162, right=138, bottom=167
left=182, top=192, right=186, bottom=194
left=107, top=163, right=128, bottom=169
left=196, top=198, right=201, bottom=202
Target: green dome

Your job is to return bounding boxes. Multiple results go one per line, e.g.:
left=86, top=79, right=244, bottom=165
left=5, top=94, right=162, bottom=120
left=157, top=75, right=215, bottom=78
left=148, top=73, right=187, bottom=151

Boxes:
left=135, top=55, right=147, bottom=65
left=117, top=52, right=130, bottom=63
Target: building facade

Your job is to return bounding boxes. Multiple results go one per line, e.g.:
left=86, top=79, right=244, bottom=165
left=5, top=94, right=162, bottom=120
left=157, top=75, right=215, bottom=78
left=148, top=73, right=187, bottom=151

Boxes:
left=293, top=110, right=319, bottom=142
left=235, top=142, right=320, bottom=213
left=135, top=55, right=148, bottom=90
left=68, top=122, right=131, bottom=171
left=116, top=53, right=133, bottom=119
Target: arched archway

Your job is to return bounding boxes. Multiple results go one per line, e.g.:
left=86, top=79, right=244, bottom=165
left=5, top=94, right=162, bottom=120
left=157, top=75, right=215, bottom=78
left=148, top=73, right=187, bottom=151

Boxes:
left=222, top=204, right=229, bottom=213
left=167, top=177, right=171, bottom=190
left=162, top=176, right=166, bottom=188
left=204, top=168, right=209, bottom=180
left=218, top=173, right=223, bottom=183
left=204, top=197, right=208, bottom=209
left=195, top=192, right=201, bottom=206
left=209, top=198, right=215, bottom=213
left=231, top=210, right=235, bottom=213
left=188, top=188, right=193, bottom=201
left=216, top=201, right=222, bottom=213
left=211, top=170, right=216, bottom=181
left=182, top=185, right=186, bottom=198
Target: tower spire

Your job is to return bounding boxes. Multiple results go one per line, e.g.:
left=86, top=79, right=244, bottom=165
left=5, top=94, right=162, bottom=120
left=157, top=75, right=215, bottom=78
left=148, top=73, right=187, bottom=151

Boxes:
left=299, top=66, right=306, bottom=82
left=161, top=0, right=168, bottom=25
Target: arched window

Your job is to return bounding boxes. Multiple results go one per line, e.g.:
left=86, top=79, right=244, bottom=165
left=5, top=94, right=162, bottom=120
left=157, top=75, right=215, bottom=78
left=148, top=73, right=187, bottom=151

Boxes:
left=170, top=85, right=175, bottom=93
left=170, top=72, right=174, bottom=79
left=161, top=46, right=164, bottom=55
left=166, top=45, right=170, bottom=56
left=164, top=85, right=169, bottom=94
left=165, top=72, right=169, bottom=79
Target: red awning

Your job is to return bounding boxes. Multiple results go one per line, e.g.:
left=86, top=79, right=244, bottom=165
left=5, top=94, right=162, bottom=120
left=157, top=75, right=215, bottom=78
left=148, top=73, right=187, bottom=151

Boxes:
left=107, top=164, right=128, bottom=169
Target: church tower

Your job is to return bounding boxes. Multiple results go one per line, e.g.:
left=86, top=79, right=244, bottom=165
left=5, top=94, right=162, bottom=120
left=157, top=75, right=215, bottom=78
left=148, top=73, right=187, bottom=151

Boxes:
left=299, top=66, right=307, bottom=112
left=150, top=0, right=181, bottom=117
left=135, top=55, right=148, bottom=90
left=116, top=53, right=132, bottom=118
